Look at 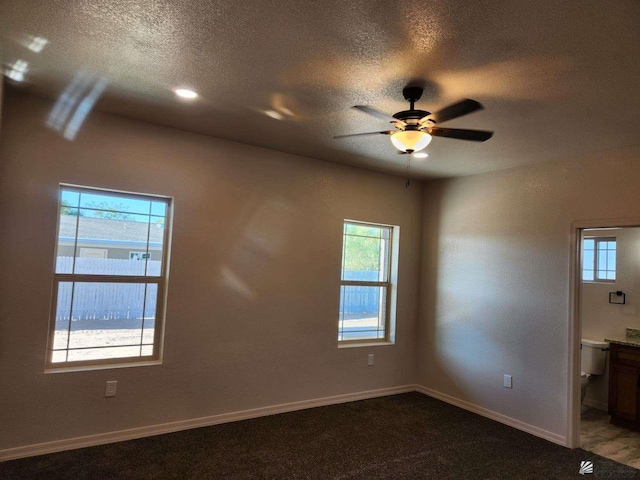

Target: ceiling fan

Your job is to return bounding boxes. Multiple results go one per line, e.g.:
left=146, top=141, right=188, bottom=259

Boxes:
left=334, top=86, right=493, bottom=154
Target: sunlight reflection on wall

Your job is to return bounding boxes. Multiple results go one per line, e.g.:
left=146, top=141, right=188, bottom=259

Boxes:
left=219, top=198, right=294, bottom=299
left=24, top=35, right=49, bottom=53
left=4, top=60, right=29, bottom=82
left=46, top=71, right=108, bottom=140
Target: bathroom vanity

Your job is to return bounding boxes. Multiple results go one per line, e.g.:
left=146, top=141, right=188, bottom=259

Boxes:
left=607, top=329, right=640, bottom=431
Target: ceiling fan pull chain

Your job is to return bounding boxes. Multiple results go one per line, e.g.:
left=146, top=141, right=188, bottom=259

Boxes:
left=406, top=155, right=411, bottom=188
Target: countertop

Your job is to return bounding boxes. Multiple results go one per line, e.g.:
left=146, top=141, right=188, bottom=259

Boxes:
left=605, top=328, right=640, bottom=347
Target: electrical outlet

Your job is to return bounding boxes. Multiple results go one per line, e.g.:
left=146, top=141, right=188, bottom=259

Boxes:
left=105, top=380, right=117, bottom=397
left=368, top=354, right=374, bottom=366
left=503, top=375, right=512, bottom=389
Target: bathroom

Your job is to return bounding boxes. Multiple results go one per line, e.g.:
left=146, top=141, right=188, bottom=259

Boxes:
left=580, top=227, right=640, bottom=468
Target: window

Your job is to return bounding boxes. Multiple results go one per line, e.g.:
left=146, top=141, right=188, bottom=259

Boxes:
left=338, top=221, right=398, bottom=345
left=47, top=185, right=172, bottom=370
left=583, top=237, right=616, bottom=282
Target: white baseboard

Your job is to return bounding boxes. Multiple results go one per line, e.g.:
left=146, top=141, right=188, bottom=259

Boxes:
left=583, top=398, right=608, bottom=411
left=415, top=385, right=567, bottom=447
left=0, top=385, right=415, bottom=462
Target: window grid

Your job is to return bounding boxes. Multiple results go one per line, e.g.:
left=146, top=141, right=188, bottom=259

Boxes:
left=47, top=185, right=171, bottom=369
left=582, top=236, right=616, bottom=283
left=338, top=221, right=392, bottom=344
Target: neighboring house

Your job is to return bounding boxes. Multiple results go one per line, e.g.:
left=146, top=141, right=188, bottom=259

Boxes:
left=57, top=214, right=165, bottom=261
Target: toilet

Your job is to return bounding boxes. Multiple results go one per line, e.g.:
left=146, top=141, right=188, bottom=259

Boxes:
left=581, top=338, right=610, bottom=414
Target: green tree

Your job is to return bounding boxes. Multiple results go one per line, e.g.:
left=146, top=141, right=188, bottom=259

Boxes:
left=61, top=200, right=83, bottom=216
left=343, top=225, right=385, bottom=271
left=85, top=201, right=135, bottom=221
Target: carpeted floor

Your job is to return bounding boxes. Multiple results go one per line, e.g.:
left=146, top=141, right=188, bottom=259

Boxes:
left=1, top=392, right=638, bottom=479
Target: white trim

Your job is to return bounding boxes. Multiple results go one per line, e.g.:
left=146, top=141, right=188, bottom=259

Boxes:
left=0, top=385, right=414, bottom=462
left=415, top=385, right=567, bottom=447
left=338, top=341, right=394, bottom=349
left=567, top=222, right=582, bottom=448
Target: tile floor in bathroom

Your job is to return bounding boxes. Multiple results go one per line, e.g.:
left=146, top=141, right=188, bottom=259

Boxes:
left=581, top=407, right=640, bottom=469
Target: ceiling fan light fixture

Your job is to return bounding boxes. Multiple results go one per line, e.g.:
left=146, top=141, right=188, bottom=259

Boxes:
left=390, top=130, right=432, bottom=153
left=174, top=88, right=198, bottom=99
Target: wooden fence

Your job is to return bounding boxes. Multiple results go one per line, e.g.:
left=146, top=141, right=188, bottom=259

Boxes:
left=341, top=270, right=381, bottom=314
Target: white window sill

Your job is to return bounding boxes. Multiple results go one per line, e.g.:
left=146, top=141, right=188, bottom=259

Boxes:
left=45, top=359, right=162, bottom=374
left=338, top=341, right=394, bottom=349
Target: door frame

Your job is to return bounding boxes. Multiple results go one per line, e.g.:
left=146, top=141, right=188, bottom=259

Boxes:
left=567, top=218, right=640, bottom=448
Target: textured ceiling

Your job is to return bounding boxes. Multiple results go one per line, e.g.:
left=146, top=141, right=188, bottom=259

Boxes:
left=1, top=1, right=639, bottom=179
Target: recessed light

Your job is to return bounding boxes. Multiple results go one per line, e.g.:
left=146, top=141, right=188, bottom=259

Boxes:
left=174, top=88, right=198, bottom=99
left=413, top=152, right=429, bottom=159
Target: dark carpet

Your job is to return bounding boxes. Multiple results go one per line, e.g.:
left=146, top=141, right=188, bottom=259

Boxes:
left=1, top=392, right=638, bottom=479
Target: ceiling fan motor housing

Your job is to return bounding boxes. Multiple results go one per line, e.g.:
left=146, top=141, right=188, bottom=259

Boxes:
left=402, top=86, right=423, bottom=102
left=393, top=110, right=430, bottom=128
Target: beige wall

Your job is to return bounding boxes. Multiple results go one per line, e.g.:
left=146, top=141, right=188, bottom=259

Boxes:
left=0, top=92, right=423, bottom=451
left=418, top=145, right=640, bottom=439
left=581, top=227, right=640, bottom=409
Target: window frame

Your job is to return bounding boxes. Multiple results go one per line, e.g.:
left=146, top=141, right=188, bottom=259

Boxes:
left=338, top=220, right=399, bottom=347
left=46, top=184, right=173, bottom=372
left=582, top=236, right=616, bottom=284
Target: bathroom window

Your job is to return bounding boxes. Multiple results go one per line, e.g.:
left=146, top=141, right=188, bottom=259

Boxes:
left=583, top=237, right=616, bottom=282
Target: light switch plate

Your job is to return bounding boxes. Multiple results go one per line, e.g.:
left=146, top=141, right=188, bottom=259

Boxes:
left=504, top=375, right=512, bottom=389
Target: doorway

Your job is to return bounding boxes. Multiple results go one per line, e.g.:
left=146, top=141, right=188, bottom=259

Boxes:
left=569, top=221, right=640, bottom=469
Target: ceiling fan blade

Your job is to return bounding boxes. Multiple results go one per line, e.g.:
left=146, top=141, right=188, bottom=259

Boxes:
left=429, top=127, right=493, bottom=142
left=333, top=131, right=394, bottom=139
left=427, top=99, right=483, bottom=124
left=352, top=106, right=403, bottom=125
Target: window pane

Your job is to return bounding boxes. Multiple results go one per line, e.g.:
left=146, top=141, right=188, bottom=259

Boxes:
left=51, top=351, right=67, bottom=363
left=583, top=270, right=594, bottom=281
left=141, top=284, right=158, bottom=348
left=65, top=282, right=147, bottom=359
left=52, top=282, right=73, bottom=358
left=150, top=201, right=167, bottom=216
left=608, top=251, right=616, bottom=271
left=338, top=285, right=386, bottom=341
left=606, top=271, right=616, bottom=280
left=583, top=239, right=595, bottom=250
left=341, top=226, right=390, bottom=282
left=345, top=223, right=382, bottom=237
left=607, top=241, right=616, bottom=250
left=583, top=250, right=594, bottom=270
left=67, top=345, right=145, bottom=362
left=597, top=251, right=607, bottom=270
left=78, top=190, right=152, bottom=215
left=61, top=190, right=80, bottom=208
left=147, top=218, right=165, bottom=275
left=56, top=209, right=79, bottom=273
